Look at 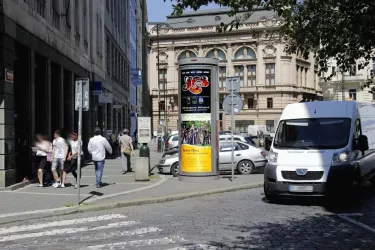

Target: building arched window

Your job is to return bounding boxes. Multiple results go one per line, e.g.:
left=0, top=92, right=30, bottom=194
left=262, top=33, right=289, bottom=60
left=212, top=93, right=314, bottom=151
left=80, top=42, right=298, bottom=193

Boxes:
left=206, top=49, right=226, bottom=61
left=178, top=50, right=197, bottom=60
left=234, top=47, right=256, bottom=60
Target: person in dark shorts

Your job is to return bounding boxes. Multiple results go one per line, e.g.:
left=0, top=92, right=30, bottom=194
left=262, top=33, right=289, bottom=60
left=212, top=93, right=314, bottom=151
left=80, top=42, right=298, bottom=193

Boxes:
left=67, top=132, right=83, bottom=189
left=34, top=134, right=51, bottom=187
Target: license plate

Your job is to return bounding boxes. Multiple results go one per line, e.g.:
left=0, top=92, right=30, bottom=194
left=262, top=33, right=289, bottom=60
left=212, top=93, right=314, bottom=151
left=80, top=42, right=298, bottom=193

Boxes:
left=288, top=185, right=313, bottom=192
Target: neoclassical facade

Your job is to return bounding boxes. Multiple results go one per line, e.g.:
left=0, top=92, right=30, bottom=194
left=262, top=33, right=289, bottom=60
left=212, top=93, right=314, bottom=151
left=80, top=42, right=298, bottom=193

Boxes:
left=148, top=8, right=322, bottom=134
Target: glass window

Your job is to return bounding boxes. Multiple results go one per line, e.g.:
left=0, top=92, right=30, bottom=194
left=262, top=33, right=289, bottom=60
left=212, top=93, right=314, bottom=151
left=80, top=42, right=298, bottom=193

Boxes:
left=220, top=142, right=239, bottom=151
left=274, top=118, right=351, bottom=149
left=247, top=65, right=256, bottom=86
left=159, top=69, right=167, bottom=90
left=234, top=47, right=256, bottom=59
left=349, top=89, right=357, bottom=100
left=266, top=64, right=275, bottom=86
left=266, top=120, right=275, bottom=133
left=234, top=66, right=244, bottom=86
left=267, top=98, right=273, bottom=109
left=159, top=101, right=165, bottom=111
left=206, top=49, right=226, bottom=61
left=235, top=120, right=248, bottom=133
left=248, top=98, right=254, bottom=109
left=219, top=66, right=226, bottom=88
left=178, top=50, right=197, bottom=60
left=237, top=142, right=250, bottom=150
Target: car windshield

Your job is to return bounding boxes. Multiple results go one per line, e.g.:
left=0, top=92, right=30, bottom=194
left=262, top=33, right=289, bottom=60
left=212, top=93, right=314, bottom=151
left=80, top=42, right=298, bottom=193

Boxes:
left=273, top=118, right=351, bottom=149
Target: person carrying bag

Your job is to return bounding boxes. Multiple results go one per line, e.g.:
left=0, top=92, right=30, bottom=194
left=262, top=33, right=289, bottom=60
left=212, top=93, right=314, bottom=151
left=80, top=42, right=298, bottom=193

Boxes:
left=119, top=129, right=134, bottom=174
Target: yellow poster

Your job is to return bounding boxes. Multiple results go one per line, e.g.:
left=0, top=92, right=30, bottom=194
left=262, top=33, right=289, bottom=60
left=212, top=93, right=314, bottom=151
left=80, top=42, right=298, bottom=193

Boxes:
left=181, top=144, right=212, bottom=172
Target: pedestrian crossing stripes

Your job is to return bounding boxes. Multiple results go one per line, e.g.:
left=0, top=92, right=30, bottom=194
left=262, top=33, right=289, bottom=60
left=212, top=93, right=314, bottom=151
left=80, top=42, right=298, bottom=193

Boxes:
left=0, top=213, right=217, bottom=250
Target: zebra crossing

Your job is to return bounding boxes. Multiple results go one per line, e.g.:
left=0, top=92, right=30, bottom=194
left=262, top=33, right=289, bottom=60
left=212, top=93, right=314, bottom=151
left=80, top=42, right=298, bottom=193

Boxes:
left=0, top=214, right=217, bottom=250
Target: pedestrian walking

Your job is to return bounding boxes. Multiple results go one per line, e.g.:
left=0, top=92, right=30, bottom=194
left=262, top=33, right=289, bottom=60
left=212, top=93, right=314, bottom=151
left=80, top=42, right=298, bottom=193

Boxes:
left=67, top=132, right=83, bottom=189
left=119, top=129, right=134, bottom=174
left=88, top=128, right=112, bottom=188
left=33, top=134, right=51, bottom=187
left=51, top=130, right=68, bottom=188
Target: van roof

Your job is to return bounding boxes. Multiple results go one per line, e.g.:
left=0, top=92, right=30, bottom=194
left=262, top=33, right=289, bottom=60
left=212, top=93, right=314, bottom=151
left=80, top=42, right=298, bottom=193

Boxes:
left=280, top=101, right=356, bottom=120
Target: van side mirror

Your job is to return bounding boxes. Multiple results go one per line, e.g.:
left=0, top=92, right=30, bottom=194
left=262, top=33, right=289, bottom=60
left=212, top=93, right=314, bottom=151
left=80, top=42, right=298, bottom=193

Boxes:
left=356, top=135, right=369, bottom=152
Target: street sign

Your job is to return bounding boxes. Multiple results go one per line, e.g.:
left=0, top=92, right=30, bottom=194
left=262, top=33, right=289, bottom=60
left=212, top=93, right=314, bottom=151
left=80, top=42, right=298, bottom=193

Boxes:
left=223, top=94, right=243, bottom=115
left=225, top=77, right=241, bottom=93
left=138, top=117, right=152, bottom=144
left=75, top=78, right=90, bottom=111
left=98, top=93, right=113, bottom=103
left=92, top=81, right=102, bottom=96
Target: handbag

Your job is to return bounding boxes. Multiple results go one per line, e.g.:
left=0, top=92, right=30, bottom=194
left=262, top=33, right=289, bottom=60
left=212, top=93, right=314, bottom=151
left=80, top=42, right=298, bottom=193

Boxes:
left=123, top=147, right=132, bottom=156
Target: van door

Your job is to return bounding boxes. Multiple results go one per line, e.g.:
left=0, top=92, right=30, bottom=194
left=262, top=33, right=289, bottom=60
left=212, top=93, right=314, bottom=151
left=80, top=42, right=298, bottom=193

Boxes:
left=355, top=118, right=375, bottom=179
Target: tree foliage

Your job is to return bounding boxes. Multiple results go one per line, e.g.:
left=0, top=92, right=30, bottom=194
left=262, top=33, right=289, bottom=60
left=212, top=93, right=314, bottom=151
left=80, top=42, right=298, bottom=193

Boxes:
left=165, top=0, right=375, bottom=90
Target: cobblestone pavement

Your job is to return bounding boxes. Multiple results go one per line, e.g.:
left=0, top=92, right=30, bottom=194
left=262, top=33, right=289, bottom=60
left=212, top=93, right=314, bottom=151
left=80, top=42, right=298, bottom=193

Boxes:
left=1, top=187, right=375, bottom=250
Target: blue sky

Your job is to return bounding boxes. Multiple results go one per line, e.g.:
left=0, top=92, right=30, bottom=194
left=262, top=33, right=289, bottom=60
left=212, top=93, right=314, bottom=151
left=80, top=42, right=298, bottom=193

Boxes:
left=146, top=0, right=219, bottom=22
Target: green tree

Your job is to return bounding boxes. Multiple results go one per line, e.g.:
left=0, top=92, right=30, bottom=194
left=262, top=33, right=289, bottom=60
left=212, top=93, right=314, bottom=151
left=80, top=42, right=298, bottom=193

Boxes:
left=165, top=0, right=375, bottom=90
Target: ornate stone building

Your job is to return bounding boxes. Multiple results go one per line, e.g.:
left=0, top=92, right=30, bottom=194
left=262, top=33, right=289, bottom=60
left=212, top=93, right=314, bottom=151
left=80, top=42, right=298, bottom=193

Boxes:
left=148, top=8, right=322, bottom=134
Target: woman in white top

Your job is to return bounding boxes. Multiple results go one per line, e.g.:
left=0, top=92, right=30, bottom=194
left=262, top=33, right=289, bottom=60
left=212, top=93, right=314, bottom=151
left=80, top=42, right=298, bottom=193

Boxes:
left=67, top=132, right=83, bottom=189
left=34, top=134, right=51, bottom=187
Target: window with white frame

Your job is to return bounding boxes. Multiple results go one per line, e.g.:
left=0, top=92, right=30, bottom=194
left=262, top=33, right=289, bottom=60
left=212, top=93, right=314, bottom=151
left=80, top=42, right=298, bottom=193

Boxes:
left=265, top=64, right=275, bottom=86
left=234, top=66, right=244, bottom=86
left=247, top=65, right=256, bottom=86
left=219, top=66, right=226, bottom=88
left=349, top=89, right=357, bottom=100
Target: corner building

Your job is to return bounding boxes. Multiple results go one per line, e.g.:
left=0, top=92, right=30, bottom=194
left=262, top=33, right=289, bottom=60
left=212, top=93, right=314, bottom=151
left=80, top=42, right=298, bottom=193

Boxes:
left=148, top=8, right=322, bottom=134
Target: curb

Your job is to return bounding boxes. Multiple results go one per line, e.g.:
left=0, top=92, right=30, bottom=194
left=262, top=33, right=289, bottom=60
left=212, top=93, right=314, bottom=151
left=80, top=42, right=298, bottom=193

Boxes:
left=78, top=182, right=263, bottom=213
left=0, top=182, right=263, bottom=225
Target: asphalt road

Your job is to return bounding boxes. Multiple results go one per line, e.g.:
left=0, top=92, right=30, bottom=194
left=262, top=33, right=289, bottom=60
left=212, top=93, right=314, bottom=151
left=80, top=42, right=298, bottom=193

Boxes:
left=1, top=186, right=375, bottom=250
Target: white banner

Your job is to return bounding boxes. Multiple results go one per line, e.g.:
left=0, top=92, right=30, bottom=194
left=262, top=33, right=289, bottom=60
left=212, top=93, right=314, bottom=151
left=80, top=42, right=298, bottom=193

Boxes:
left=99, top=93, right=113, bottom=103
left=138, top=117, right=152, bottom=144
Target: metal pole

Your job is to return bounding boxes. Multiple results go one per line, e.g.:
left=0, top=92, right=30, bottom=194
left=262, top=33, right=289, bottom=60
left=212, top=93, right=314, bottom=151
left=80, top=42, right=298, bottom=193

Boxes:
left=341, top=71, right=345, bottom=100
left=76, top=80, right=83, bottom=208
left=165, top=81, right=168, bottom=135
left=157, top=24, right=161, bottom=124
left=231, top=79, right=234, bottom=182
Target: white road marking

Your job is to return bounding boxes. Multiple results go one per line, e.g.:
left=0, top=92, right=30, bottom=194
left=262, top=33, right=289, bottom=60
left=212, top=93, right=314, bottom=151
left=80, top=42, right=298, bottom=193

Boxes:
left=0, top=221, right=139, bottom=242
left=337, top=214, right=375, bottom=233
left=0, top=214, right=127, bottom=235
left=2, top=227, right=163, bottom=247
left=166, top=244, right=218, bottom=250
left=84, top=236, right=185, bottom=249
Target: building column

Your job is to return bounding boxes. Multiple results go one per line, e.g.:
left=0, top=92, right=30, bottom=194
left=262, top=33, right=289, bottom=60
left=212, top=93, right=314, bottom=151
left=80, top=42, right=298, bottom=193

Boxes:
left=227, top=44, right=233, bottom=76
left=46, top=59, right=52, bottom=134
left=69, top=72, right=75, bottom=130
left=59, top=66, right=64, bottom=128
left=30, top=50, right=36, bottom=138
left=243, top=65, right=248, bottom=87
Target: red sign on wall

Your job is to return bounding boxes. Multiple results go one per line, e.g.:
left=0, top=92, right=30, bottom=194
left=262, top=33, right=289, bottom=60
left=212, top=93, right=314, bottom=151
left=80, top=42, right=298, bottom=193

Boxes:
left=5, top=69, right=14, bottom=83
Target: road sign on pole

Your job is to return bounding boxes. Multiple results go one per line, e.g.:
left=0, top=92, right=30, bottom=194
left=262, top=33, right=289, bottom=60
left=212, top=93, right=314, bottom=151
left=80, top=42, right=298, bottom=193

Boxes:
left=224, top=77, right=243, bottom=182
left=75, top=79, right=90, bottom=111
left=74, top=78, right=90, bottom=209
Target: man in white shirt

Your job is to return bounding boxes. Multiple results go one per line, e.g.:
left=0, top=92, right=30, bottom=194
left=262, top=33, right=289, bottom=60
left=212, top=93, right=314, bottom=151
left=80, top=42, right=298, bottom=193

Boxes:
left=51, top=130, right=68, bottom=188
left=88, top=128, right=112, bottom=188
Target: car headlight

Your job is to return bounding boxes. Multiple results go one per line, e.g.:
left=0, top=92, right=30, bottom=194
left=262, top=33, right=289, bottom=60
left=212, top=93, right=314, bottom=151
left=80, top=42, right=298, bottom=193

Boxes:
left=268, top=149, right=278, bottom=163
left=159, top=159, right=165, bottom=164
left=332, top=149, right=351, bottom=164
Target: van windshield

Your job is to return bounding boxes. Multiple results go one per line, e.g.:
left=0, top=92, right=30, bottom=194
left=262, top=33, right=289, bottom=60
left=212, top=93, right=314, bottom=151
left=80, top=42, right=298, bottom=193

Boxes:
left=273, top=118, right=351, bottom=149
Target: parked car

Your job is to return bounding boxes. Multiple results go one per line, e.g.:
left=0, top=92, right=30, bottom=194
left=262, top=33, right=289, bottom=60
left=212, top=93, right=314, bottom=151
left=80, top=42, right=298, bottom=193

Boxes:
left=164, top=134, right=179, bottom=151
left=219, top=134, right=257, bottom=147
left=156, top=141, right=267, bottom=177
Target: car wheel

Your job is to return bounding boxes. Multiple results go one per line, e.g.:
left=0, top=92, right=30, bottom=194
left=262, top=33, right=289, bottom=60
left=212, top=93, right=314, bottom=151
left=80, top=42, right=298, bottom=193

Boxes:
left=237, top=160, right=254, bottom=175
left=171, top=163, right=179, bottom=177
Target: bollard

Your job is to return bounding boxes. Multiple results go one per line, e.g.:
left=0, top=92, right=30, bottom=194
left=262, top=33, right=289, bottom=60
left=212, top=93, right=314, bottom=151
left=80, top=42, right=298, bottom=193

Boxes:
left=134, top=157, right=150, bottom=181
left=139, top=143, right=150, bottom=173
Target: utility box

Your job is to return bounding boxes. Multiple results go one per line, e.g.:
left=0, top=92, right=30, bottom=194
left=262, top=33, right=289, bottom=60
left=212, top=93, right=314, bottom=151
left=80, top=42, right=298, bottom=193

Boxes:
left=134, top=157, right=150, bottom=181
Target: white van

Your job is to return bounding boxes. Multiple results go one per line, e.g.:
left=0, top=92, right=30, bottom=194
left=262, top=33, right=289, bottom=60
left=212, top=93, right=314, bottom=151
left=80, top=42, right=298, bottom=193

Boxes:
left=264, top=101, right=374, bottom=200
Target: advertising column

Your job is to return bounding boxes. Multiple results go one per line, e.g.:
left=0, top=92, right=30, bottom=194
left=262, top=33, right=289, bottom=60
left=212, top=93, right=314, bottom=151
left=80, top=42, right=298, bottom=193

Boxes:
left=178, top=58, right=219, bottom=181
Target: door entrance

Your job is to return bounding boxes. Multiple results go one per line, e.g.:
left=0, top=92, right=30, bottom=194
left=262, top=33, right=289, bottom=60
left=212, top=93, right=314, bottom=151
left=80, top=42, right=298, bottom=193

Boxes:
left=14, top=42, right=31, bottom=182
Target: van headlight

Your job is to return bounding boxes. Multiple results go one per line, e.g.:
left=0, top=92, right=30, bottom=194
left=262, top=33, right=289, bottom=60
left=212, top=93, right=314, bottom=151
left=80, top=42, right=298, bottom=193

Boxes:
left=268, top=149, right=278, bottom=163
left=332, top=149, right=351, bottom=164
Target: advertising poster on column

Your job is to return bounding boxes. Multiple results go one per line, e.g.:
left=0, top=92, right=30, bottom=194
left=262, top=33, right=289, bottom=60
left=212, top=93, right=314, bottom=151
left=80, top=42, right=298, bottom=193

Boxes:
left=180, top=68, right=212, bottom=173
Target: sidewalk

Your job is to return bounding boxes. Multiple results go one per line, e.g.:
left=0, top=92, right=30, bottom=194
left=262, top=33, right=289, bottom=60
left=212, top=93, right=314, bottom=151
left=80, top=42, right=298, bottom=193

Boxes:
left=0, top=142, right=263, bottom=223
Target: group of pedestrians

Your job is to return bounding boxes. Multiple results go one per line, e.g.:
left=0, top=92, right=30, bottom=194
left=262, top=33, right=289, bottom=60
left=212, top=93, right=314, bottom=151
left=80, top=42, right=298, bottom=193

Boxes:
left=33, top=130, right=82, bottom=188
left=33, top=127, right=135, bottom=189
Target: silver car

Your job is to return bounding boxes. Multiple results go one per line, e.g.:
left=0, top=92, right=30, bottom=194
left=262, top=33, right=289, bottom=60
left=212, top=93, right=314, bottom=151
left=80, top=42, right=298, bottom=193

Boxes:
left=164, top=134, right=179, bottom=151
left=156, top=141, right=267, bottom=176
